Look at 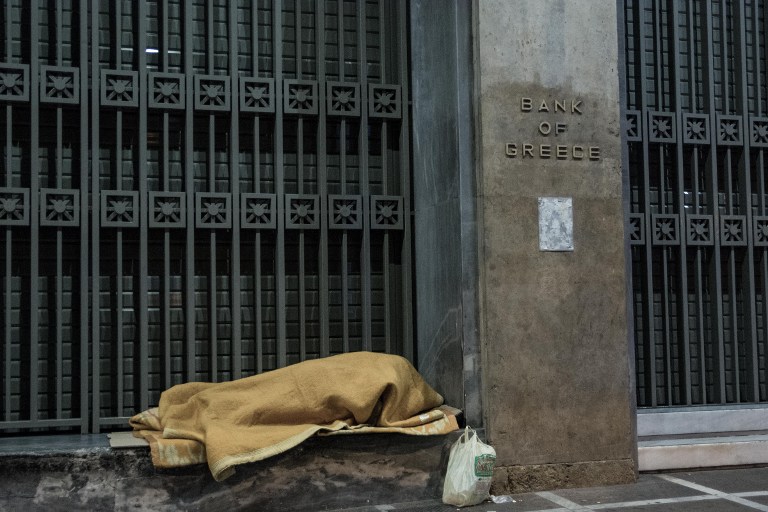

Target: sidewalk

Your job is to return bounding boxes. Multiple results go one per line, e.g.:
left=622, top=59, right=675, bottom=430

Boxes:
left=329, top=467, right=768, bottom=512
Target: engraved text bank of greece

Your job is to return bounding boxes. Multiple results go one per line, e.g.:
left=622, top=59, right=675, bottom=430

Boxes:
left=504, top=97, right=601, bottom=161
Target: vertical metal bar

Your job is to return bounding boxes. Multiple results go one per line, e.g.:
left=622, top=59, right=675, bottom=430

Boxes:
left=56, top=0, right=63, bottom=63
left=298, top=136, right=306, bottom=361
left=760, top=148, right=768, bottom=398
left=79, top=0, right=89, bottom=432
left=727, top=170, right=740, bottom=398
left=162, top=0, right=172, bottom=392
left=704, top=0, right=727, bottom=403
left=47, top=2, right=63, bottom=419
left=30, top=0, right=40, bottom=422
left=295, top=0, right=302, bottom=76
left=114, top=244, right=123, bottom=414
left=230, top=0, right=242, bottom=380
left=761, top=149, right=768, bottom=401
left=4, top=2, right=12, bottom=418
left=688, top=1, right=697, bottom=109
left=662, top=244, right=672, bottom=405
left=255, top=232, right=263, bottom=373
left=184, top=0, right=196, bottom=381
left=736, top=0, right=760, bottom=402
left=722, top=0, right=730, bottom=113
left=114, top=0, right=124, bottom=416
left=336, top=0, right=348, bottom=353
left=3, top=228, right=9, bottom=420
left=653, top=0, right=663, bottom=109
left=138, top=0, right=149, bottom=411
left=55, top=238, right=63, bottom=416
left=694, top=149, right=708, bottom=403
left=339, top=0, right=348, bottom=354
left=300, top=230, right=306, bottom=359
left=209, top=115, right=217, bottom=381
left=338, top=0, right=344, bottom=77
left=116, top=112, right=124, bottom=415
left=380, top=0, right=391, bottom=353
left=252, top=3, right=259, bottom=76
left=357, top=0, right=371, bottom=352
left=342, top=232, right=349, bottom=352
left=317, top=0, right=329, bottom=359
left=162, top=0, right=168, bottom=60
left=689, top=2, right=707, bottom=404
left=91, top=0, right=101, bottom=432
left=397, top=0, right=413, bottom=361
left=653, top=0, right=672, bottom=406
left=4, top=0, right=10, bottom=61
left=755, top=0, right=762, bottom=117
left=207, top=0, right=214, bottom=65
left=725, top=3, right=741, bottom=403
left=163, top=119, right=171, bottom=390
left=275, top=0, right=287, bottom=368
left=378, top=0, right=386, bottom=83
left=342, top=122, right=349, bottom=352
left=252, top=3, right=263, bottom=374
left=730, top=235, right=741, bottom=401
left=636, top=0, right=657, bottom=406
left=207, top=0, right=218, bottom=383
left=671, top=0, right=692, bottom=405
left=724, top=10, right=740, bottom=402
left=55, top=0, right=64, bottom=417
left=296, top=0, right=306, bottom=362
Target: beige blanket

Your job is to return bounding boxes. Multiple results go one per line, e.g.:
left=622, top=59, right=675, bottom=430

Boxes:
left=130, top=352, right=459, bottom=481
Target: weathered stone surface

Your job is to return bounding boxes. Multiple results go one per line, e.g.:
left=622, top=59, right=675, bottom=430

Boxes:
left=0, top=432, right=463, bottom=512
left=491, top=459, right=636, bottom=494
left=475, top=0, right=636, bottom=481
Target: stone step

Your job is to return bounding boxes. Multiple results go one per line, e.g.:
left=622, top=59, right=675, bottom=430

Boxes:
left=638, top=433, right=768, bottom=472
left=0, top=430, right=465, bottom=511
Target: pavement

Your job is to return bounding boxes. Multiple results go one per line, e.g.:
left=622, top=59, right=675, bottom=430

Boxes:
left=328, top=467, right=768, bottom=512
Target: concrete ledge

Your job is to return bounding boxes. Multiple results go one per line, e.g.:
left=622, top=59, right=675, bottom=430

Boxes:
left=639, top=435, right=768, bottom=471
left=638, top=407, right=768, bottom=437
left=490, top=459, right=637, bottom=494
left=0, top=432, right=463, bottom=512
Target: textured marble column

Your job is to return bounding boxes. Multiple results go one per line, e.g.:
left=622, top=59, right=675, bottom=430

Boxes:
left=475, top=0, right=637, bottom=492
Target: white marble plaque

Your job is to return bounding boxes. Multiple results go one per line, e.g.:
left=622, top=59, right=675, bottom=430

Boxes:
left=538, top=197, right=573, bottom=251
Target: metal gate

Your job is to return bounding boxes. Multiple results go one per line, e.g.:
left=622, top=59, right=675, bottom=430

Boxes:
left=0, top=0, right=412, bottom=433
left=624, top=0, right=768, bottom=408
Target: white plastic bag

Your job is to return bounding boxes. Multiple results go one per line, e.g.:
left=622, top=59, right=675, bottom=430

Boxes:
left=442, top=426, right=497, bottom=507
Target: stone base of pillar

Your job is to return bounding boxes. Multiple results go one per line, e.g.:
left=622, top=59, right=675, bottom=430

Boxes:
left=492, top=459, right=637, bottom=495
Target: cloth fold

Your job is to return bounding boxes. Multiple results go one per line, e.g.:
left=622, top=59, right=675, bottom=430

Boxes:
left=130, top=351, right=459, bottom=481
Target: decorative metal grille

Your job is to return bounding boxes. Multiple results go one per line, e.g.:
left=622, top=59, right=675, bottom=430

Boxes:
left=624, top=0, right=768, bottom=407
left=0, top=0, right=412, bottom=434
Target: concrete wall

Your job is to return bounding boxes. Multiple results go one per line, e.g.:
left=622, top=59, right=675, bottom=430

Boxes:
left=474, top=0, right=637, bottom=491
left=410, top=0, right=482, bottom=427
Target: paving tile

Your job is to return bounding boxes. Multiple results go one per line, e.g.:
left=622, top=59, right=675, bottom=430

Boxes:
left=552, top=474, right=703, bottom=506
left=742, top=495, right=768, bottom=506
left=461, top=493, right=562, bottom=511
left=597, top=498, right=756, bottom=511
left=335, top=495, right=560, bottom=512
left=665, top=467, right=768, bottom=494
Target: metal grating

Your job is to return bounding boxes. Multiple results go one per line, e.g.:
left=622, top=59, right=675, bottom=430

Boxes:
left=624, top=0, right=768, bottom=407
left=0, top=0, right=412, bottom=433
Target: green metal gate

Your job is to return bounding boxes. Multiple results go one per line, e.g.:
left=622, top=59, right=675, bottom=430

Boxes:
left=624, top=0, right=768, bottom=407
left=0, top=0, right=412, bottom=433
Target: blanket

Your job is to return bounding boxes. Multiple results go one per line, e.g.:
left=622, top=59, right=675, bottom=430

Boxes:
left=129, top=351, right=459, bottom=481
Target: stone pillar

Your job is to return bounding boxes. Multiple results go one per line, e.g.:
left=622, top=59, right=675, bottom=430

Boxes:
left=411, top=0, right=482, bottom=428
left=475, top=0, right=637, bottom=492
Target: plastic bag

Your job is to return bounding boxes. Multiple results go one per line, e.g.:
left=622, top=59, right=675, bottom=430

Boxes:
left=442, top=426, right=497, bottom=507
